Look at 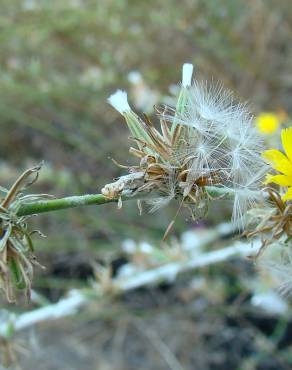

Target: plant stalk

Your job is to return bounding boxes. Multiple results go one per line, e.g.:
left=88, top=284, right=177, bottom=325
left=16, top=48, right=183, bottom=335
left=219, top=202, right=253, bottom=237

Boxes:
left=17, top=186, right=234, bottom=217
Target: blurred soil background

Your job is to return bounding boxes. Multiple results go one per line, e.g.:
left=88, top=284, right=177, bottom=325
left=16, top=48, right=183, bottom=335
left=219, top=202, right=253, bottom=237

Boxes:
left=0, top=0, right=292, bottom=369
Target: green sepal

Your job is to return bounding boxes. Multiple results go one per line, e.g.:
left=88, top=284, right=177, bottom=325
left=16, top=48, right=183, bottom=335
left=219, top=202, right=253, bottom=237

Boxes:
left=9, top=258, right=26, bottom=290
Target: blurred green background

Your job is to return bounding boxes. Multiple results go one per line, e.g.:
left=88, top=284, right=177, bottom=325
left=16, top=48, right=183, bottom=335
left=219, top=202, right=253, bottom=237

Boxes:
left=1, top=1, right=292, bottom=369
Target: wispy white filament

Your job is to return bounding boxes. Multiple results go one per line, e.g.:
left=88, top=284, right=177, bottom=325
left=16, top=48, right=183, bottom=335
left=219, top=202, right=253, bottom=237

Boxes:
left=182, top=63, right=194, bottom=87
left=107, top=90, right=131, bottom=114
left=163, top=64, right=268, bottom=227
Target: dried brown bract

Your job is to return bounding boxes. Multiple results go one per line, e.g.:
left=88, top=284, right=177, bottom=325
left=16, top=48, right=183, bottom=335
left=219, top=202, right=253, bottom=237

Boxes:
left=102, top=109, right=212, bottom=221
left=246, top=188, right=292, bottom=257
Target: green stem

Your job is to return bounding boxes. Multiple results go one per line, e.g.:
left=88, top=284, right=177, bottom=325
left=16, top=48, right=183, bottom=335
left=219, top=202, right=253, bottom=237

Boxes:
left=17, top=186, right=234, bottom=217
left=17, top=194, right=116, bottom=217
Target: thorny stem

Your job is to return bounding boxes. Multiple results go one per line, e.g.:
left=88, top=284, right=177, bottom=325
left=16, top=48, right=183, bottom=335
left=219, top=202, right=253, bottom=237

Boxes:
left=17, top=186, right=235, bottom=217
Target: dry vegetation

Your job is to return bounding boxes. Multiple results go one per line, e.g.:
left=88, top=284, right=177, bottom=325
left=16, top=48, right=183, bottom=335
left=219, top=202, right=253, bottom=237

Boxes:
left=0, top=0, right=292, bottom=369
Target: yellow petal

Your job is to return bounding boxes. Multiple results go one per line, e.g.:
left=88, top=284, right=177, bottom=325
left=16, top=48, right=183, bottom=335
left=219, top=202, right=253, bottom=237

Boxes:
left=262, top=149, right=292, bottom=176
left=256, top=113, right=280, bottom=134
left=281, top=127, right=292, bottom=163
left=264, top=174, right=292, bottom=186
left=282, top=187, right=292, bottom=202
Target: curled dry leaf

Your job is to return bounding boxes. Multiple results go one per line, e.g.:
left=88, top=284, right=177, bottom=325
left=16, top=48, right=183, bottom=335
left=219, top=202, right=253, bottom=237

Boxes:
left=0, top=163, right=51, bottom=302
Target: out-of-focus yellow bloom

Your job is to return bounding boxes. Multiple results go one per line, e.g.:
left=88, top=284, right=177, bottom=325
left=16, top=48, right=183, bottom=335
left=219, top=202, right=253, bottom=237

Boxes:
left=256, top=112, right=280, bottom=134
left=262, top=127, right=292, bottom=201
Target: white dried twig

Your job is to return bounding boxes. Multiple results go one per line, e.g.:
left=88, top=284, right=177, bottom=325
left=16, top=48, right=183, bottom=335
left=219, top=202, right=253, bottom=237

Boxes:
left=0, top=231, right=261, bottom=338
left=0, top=290, right=87, bottom=337
left=116, top=239, right=261, bottom=291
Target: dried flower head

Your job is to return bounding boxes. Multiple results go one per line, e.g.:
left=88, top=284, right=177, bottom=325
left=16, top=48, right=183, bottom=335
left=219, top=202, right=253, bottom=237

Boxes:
left=0, top=164, right=51, bottom=302
left=246, top=188, right=292, bottom=255
left=103, top=63, right=267, bottom=229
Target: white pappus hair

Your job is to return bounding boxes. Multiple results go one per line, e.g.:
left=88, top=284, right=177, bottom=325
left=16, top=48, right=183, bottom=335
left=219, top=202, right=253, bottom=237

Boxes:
left=146, top=169, right=177, bottom=213
left=166, top=63, right=268, bottom=227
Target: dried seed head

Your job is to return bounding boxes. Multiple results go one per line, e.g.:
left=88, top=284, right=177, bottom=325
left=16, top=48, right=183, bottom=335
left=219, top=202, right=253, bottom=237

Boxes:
left=246, top=188, right=292, bottom=256
left=166, top=64, right=267, bottom=227
left=104, top=63, right=268, bottom=231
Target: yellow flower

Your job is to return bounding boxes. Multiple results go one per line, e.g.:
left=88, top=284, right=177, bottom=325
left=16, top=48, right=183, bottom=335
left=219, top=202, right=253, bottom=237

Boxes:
left=256, top=112, right=280, bottom=134
left=262, top=127, right=292, bottom=201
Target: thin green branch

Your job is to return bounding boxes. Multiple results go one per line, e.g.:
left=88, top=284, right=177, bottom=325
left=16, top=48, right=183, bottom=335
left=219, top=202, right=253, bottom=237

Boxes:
left=17, top=194, right=116, bottom=216
left=17, top=186, right=234, bottom=217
